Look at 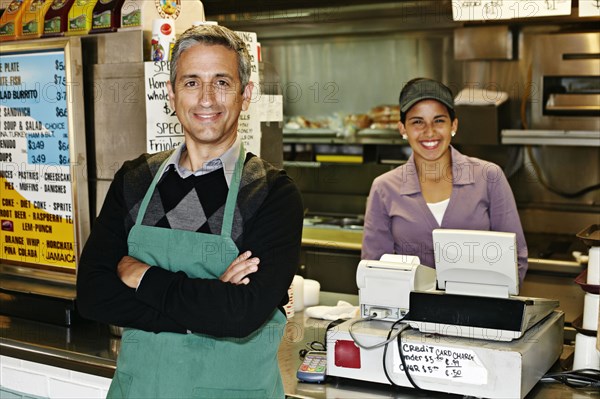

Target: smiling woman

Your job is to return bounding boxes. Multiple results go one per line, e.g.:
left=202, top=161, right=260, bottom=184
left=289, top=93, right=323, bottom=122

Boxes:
left=361, top=78, right=529, bottom=285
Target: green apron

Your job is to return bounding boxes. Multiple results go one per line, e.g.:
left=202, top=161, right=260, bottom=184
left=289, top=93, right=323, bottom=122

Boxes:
left=108, top=147, right=286, bottom=398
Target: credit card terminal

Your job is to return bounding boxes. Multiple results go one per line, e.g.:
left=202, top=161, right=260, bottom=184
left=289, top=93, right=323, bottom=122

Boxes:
left=296, top=350, right=327, bottom=383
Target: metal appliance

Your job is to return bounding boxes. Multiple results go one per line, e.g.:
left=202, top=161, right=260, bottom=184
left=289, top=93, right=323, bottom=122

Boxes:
left=531, top=32, right=600, bottom=132
left=409, top=229, right=559, bottom=342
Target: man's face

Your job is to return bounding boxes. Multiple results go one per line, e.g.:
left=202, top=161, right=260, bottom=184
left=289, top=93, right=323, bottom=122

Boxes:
left=167, top=44, right=253, bottom=149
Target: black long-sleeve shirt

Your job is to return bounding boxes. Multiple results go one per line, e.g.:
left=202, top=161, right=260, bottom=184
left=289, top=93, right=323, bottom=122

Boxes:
left=76, top=151, right=303, bottom=338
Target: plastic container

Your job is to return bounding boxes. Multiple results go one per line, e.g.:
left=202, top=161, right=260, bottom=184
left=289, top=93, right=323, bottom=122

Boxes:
left=90, top=0, right=123, bottom=33
left=0, top=0, right=33, bottom=41
left=118, top=0, right=140, bottom=29
left=20, top=0, right=52, bottom=39
left=150, top=18, right=174, bottom=61
left=43, top=0, right=75, bottom=36
left=65, top=0, right=98, bottom=36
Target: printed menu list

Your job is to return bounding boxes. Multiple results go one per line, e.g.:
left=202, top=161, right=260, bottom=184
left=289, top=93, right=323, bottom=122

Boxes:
left=0, top=50, right=77, bottom=270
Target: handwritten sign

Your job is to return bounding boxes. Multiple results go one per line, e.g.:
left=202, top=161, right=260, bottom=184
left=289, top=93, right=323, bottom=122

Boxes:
left=579, top=0, right=600, bottom=17
left=452, top=0, right=572, bottom=21
left=393, top=342, right=488, bottom=384
left=235, top=31, right=262, bottom=156
left=144, top=60, right=182, bottom=153
left=144, top=30, right=263, bottom=156
left=0, top=51, right=77, bottom=270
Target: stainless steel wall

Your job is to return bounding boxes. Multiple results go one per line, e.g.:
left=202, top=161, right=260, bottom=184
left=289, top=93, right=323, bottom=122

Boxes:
left=263, top=33, right=452, bottom=118
left=218, top=7, right=599, bottom=235
left=212, top=4, right=597, bottom=327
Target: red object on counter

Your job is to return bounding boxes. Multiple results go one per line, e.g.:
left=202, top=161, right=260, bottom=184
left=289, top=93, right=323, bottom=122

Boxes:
left=334, top=340, right=361, bottom=369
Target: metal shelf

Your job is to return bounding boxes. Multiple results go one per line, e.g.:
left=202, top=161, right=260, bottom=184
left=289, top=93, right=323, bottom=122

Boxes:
left=283, top=128, right=406, bottom=145
left=501, top=130, right=600, bottom=147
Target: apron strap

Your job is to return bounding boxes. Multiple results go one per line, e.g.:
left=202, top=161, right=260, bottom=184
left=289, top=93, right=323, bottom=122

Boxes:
left=220, top=143, right=245, bottom=237
left=134, top=157, right=171, bottom=226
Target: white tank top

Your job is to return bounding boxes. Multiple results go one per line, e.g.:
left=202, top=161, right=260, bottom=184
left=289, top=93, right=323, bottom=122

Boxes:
left=427, top=198, right=450, bottom=226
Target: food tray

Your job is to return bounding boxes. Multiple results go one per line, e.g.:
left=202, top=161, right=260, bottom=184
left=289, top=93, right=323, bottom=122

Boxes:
left=576, top=224, right=600, bottom=247
left=575, top=269, right=600, bottom=295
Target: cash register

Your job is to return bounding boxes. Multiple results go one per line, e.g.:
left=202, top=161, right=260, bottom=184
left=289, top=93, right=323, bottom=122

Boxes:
left=409, top=229, right=559, bottom=341
left=326, top=229, right=564, bottom=399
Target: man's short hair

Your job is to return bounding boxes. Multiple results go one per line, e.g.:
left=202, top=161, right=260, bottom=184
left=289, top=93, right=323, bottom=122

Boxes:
left=170, top=25, right=252, bottom=94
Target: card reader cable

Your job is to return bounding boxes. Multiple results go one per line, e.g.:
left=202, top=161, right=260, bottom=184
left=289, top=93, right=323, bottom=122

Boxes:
left=346, top=312, right=424, bottom=390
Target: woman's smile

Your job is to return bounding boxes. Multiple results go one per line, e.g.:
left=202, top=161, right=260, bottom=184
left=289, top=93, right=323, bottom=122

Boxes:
left=420, top=139, right=441, bottom=149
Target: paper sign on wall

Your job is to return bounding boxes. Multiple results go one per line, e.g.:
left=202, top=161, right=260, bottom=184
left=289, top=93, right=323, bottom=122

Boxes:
left=235, top=31, right=262, bottom=156
left=144, top=61, right=183, bottom=154
left=452, top=0, right=572, bottom=21
left=579, top=0, right=600, bottom=17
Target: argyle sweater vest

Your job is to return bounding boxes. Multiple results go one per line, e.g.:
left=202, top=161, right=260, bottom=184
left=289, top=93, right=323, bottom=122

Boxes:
left=119, top=150, right=277, bottom=247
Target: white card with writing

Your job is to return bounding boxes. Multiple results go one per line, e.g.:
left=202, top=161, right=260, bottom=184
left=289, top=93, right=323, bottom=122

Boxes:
left=393, top=342, right=488, bottom=384
left=579, top=0, right=600, bottom=17
left=452, top=0, right=572, bottom=21
left=144, top=61, right=183, bottom=154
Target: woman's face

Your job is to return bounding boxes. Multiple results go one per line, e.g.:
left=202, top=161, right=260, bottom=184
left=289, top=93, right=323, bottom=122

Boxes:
left=398, top=99, right=458, bottom=165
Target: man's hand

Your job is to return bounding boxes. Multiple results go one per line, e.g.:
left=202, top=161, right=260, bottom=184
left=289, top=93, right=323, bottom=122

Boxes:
left=220, top=251, right=259, bottom=285
left=118, top=256, right=151, bottom=289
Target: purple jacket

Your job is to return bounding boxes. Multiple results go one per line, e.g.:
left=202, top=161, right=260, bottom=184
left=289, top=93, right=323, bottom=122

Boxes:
left=362, top=146, right=528, bottom=283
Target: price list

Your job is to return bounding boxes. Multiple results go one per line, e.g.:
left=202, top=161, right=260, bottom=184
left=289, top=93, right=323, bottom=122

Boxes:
left=0, top=50, right=77, bottom=270
left=393, top=342, right=488, bottom=384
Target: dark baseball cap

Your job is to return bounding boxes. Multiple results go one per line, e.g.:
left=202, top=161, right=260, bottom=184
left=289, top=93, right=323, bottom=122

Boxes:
left=399, top=79, right=455, bottom=113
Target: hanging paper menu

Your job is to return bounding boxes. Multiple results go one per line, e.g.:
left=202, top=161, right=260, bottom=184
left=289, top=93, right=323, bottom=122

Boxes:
left=579, top=0, right=600, bottom=17
left=235, top=31, right=261, bottom=156
left=452, top=0, right=572, bottom=21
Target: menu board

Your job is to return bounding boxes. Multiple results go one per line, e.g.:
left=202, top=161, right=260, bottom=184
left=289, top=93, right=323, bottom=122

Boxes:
left=0, top=49, right=78, bottom=271
left=144, top=30, right=263, bottom=156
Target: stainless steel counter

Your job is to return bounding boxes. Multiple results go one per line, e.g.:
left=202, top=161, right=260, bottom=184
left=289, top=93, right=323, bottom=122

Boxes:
left=0, top=293, right=598, bottom=398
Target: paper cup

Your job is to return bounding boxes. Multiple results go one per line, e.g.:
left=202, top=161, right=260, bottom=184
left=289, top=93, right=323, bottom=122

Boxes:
left=583, top=293, right=600, bottom=331
left=573, top=333, right=600, bottom=370
left=588, top=247, right=600, bottom=285
left=292, top=275, right=305, bottom=312
left=303, top=279, right=320, bottom=307
left=284, top=286, right=295, bottom=318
